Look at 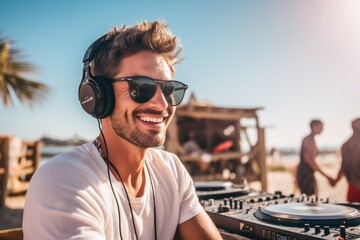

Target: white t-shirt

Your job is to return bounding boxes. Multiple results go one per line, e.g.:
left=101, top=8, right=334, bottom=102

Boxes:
left=23, top=143, right=203, bottom=240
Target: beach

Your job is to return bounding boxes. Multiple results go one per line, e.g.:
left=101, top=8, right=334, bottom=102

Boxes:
left=0, top=156, right=348, bottom=231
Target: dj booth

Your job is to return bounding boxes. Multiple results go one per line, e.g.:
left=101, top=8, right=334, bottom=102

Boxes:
left=195, top=181, right=360, bottom=240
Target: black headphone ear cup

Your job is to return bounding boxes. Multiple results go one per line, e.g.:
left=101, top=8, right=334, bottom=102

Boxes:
left=96, top=77, right=115, bottom=118
left=79, top=77, right=114, bottom=119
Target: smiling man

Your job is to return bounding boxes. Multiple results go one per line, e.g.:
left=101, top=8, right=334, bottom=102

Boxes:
left=23, top=21, right=222, bottom=240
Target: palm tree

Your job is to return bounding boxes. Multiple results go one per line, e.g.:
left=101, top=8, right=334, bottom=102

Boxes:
left=0, top=34, right=49, bottom=107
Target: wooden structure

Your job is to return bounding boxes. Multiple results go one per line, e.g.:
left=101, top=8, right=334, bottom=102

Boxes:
left=0, top=228, right=23, bottom=240
left=0, top=136, right=42, bottom=208
left=165, top=95, right=267, bottom=190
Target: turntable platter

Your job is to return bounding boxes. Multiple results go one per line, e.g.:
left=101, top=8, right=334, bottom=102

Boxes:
left=194, top=181, right=234, bottom=191
left=255, top=202, right=360, bottom=227
left=195, top=181, right=250, bottom=200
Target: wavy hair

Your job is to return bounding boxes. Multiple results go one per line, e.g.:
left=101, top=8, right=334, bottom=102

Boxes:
left=93, top=21, right=183, bottom=77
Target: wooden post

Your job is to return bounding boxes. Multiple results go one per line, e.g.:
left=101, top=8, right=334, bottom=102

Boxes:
left=257, top=128, right=267, bottom=191
left=0, top=136, right=11, bottom=208
left=23, top=140, right=42, bottom=181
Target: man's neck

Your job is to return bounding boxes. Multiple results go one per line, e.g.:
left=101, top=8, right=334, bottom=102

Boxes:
left=96, top=134, right=148, bottom=197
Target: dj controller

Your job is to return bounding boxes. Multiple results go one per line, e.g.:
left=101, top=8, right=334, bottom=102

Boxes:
left=195, top=180, right=360, bottom=240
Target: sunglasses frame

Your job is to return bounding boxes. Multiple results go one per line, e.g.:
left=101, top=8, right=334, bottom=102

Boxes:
left=109, top=76, right=188, bottom=106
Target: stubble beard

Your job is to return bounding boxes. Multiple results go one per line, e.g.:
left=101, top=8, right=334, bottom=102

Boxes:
left=110, top=112, right=166, bottom=148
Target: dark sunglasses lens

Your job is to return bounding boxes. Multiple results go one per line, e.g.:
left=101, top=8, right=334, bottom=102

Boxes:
left=163, top=81, right=187, bottom=106
left=128, top=78, right=157, bottom=103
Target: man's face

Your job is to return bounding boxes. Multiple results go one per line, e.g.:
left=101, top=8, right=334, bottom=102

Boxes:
left=109, top=50, right=175, bottom=148
left=314, top=123, right=323, bottom=135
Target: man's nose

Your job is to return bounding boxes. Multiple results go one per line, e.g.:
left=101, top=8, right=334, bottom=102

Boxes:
left=147, top=85, right=169, bottom=109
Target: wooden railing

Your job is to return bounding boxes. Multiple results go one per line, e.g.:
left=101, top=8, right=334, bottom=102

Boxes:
left=0, top=136, right=42, bottom=208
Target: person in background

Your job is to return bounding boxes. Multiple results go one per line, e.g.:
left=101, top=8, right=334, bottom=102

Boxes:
left=23, top=20, right=222, bottom=240
left=296, top=119, right=334, bottom=196
left=333, top=118, right=360, bottom=202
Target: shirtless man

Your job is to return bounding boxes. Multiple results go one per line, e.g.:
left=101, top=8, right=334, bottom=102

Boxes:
left=334, top=118, right=360, bottom=202
left=296, top=119, right=334, bottom=195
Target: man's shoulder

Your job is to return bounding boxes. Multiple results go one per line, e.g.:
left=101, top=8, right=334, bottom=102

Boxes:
left=303, top=135, right=315, bottom=146
left=40, top=143, right=97, bottom=171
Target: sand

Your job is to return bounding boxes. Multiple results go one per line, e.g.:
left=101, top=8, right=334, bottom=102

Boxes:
left=0, top=159, right=349, bottom=231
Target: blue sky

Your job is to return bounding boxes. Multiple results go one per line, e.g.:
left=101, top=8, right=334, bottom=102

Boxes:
left=1, top=0, right=360, bottom=150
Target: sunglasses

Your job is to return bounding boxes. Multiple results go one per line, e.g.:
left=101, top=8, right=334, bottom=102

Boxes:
left=109, top=76, right=188, bottom=106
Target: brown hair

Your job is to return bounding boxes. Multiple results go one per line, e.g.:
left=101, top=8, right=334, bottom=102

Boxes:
left=310, top=119, right=323, bottom=129
left=93, top=21, right=182, bottom=77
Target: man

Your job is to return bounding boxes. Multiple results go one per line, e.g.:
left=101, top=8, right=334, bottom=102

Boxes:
left=23, top=21, right=222, bottom=240
left=296, top=119, right=334, bottom=196
left=333, top=118, right=360, bottom=202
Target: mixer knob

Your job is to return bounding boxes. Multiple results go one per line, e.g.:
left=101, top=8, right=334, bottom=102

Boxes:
left=323, top=226, right=330, bottom=235
left=218, top=204, right=230, bottom=213
left=314, top=225, right=321, bottom=234
left=340, top=225, right=346, bottom=238
left=257, top=198, right=263, bottom=202
left=304, top=224, right=310, bottom=232
left=265, top=196, right=271, bottom=201
left=229, top=197, right=233, bottom=208
left=234, top=200, right=238, bottom=209
left=224, top=198, right=228, bottom=205
left=250, top=199, right=255, bottom=203
left=275, top=191, right=282, bottom=195
left=239, top=200, right=243, bottom=209
left=289, top=193, right=295, bottom=198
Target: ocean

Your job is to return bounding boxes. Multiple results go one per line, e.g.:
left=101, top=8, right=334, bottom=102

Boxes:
left=40, top=145, right=339, bottom=167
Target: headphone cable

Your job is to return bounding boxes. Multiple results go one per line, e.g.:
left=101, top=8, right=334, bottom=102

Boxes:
left=96, top=119, right=157, bottom=240
left=97, top=119, right=124, bottom=240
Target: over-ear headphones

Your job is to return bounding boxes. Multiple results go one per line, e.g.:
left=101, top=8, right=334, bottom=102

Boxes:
left=78, top=34, right=115, bottom=119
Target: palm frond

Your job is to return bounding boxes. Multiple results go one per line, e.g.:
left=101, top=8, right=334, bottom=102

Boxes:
left=0, top=33, right=49, bottom=107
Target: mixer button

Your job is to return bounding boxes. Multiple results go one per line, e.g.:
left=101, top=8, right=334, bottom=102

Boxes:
left=314, top=225, right=321, bottom=234
left=323, top=226, right=330, bottom=235
left=304, top=223, right=310, bottom=232
left=339, top=225, right=346, bottom=238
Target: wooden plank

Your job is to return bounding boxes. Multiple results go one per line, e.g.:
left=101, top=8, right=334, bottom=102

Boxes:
left=179, top=151, right=257, bottom=162
left=0, top=228, right=23, bottom=240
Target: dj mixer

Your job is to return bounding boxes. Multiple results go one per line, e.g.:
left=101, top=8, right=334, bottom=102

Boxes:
left=195, top=181, right=360, bottom=240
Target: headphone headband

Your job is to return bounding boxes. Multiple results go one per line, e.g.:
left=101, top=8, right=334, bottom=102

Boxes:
left=82, top=34, right=107, bottom=65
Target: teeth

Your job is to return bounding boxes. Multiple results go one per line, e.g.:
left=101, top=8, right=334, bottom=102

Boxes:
left=139, top=116, right=163, bottom=123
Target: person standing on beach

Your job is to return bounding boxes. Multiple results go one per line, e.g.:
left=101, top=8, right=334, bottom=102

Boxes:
left=296, top=119, right=334, bottom=196
left=333, top=118, right=360, bottom=202
left=22, top=20, right=221, bottom=240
